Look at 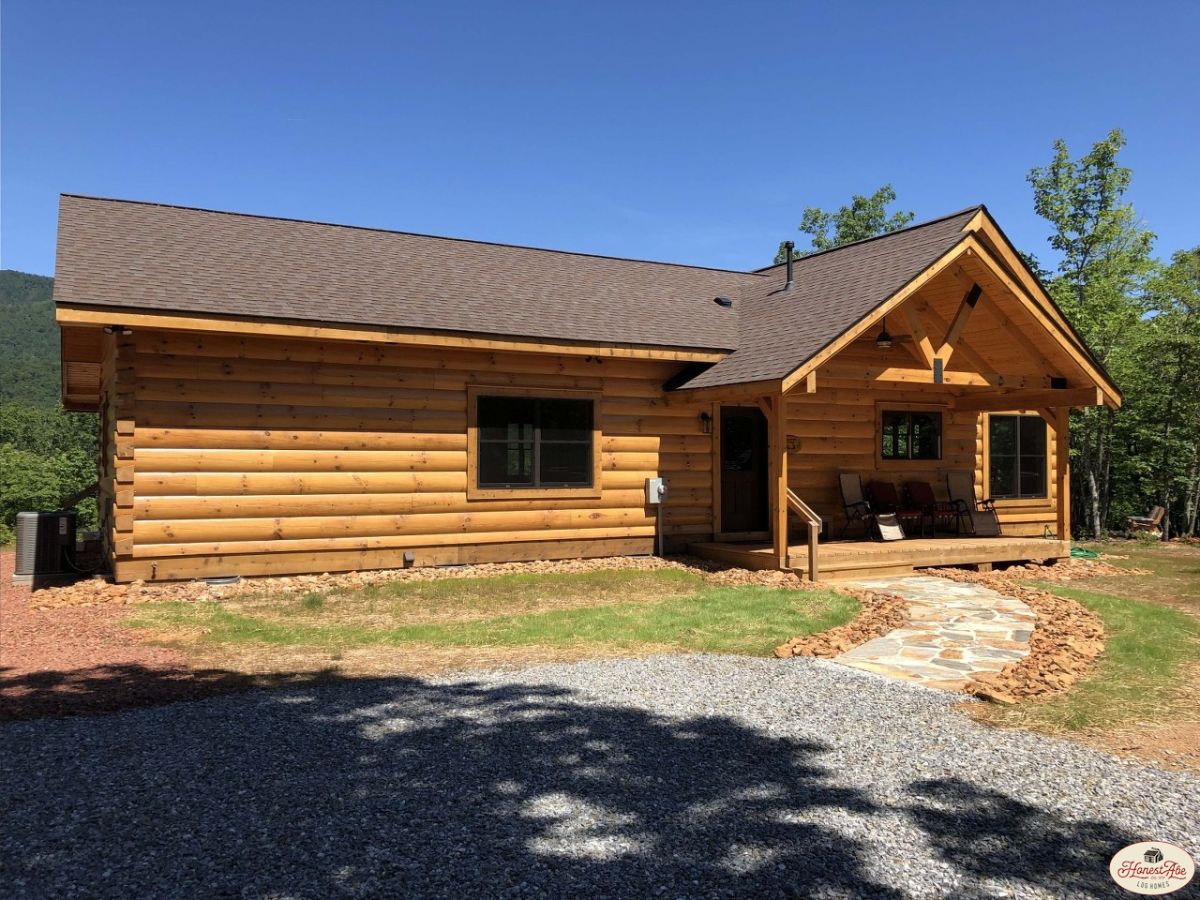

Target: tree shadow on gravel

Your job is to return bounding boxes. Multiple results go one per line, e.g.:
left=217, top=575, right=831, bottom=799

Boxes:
left=905, top=777, right=1139, bottom=898
left=1, top=674, right=903, bottom=898
left=0, top=663, right=336, bottom=721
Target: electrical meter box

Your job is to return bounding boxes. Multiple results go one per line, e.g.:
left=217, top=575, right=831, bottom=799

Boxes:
left=645, top=477, right=667, bottom=505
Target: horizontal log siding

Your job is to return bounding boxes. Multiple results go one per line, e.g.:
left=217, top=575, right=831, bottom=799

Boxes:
left=118, top=331, right=713, bottom=580
left=784, top=386, right=1062, bottom=539
left=784, top=385, right=977, bottom=537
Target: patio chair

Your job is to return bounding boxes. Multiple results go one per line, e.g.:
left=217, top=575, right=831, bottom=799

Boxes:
left=1128, top=506, right=1166, bottom=534
left=867, top=480, right=928, bottom=537
left=946, top=470, right=1002, bottom=537
left=904, top=481, right=957, bottom=535
left=838, top=473, right=875, bottom=539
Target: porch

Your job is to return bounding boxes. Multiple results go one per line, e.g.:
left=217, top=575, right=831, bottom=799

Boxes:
left=689, top=535, right=1072, bottom=581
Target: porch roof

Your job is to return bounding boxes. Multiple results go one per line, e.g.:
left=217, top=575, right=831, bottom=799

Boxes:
left=673, top=208, right=981, bottom=390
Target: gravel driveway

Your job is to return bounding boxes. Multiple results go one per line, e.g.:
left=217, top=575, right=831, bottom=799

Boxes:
left=2, top=655, right=1197, bottom=899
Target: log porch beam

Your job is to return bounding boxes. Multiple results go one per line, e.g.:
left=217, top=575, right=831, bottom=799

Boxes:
left=766, top=391, right=789, bottom=571
left=821, top=364, right=1049, bottom=389
left=954, top=387, right=1103, bottom=412
left=901, top=304, right=937, bottom=369
left=937, top=283, right=982, bottom=363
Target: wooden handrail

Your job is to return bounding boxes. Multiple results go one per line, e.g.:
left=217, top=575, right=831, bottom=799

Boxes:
left=786, top=489, right=822, bottom=531
left=786, top=489, right=822, bottom=580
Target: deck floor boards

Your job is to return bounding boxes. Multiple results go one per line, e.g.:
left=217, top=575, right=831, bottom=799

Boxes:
left=689, top=536, right=1070, bottom=580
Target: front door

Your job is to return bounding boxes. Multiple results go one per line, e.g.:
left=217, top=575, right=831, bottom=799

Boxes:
left=719, top=406, right=768, bottom=534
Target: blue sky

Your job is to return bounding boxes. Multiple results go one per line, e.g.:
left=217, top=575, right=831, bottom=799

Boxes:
left=2, top=1, right=1197, bottom=277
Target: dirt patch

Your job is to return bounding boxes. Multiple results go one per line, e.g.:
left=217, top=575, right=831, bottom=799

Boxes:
left=0, top=552, right=280, bottom=720
left=180, top=640, right=683, bottom=681
left=773, top=588, right=909, bottom=659
left=931, top=567, right=1107, bottom=704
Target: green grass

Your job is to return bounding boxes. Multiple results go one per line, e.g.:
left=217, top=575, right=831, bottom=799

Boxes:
left=982, top=581, right=1200, bottom=732
left=127, top=569, right=858, bottom=660
left=1075, top=540, right=1200, bottom=612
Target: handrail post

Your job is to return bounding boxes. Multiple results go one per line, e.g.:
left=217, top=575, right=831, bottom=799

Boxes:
left=786, top=488, right=822, bottom=581
left=768, top=393, right=788, bottom=570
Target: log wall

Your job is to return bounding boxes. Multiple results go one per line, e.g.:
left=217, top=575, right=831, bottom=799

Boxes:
left=783, top=387, right=1060, bottom=539
left=112, top=330, right=714, bottom=581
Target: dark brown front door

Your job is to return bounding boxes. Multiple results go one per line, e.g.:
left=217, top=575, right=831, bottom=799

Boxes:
left=720, top=406, right=768, bottom=533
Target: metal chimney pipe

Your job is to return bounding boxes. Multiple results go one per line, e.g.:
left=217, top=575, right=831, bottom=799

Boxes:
left=784, top=241, right=795, bottom=290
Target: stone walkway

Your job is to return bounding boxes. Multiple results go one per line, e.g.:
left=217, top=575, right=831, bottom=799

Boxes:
left=834, top=575, right=1036, bottom=691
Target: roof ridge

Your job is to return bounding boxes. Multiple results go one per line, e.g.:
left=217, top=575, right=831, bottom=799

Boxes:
left=59, top=193, right=765, bottom=277
left=752, top=204, right=984, bottom=273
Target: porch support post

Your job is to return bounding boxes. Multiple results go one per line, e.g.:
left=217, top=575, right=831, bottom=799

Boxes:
left=767, top=391, right=789, bottom=570
left=1055, top=406, right=1071, bottom=541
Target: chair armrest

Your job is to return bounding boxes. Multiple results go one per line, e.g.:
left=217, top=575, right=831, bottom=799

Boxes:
left=979, top=498, right=998, bottom=512
left=844, top=500, right=872, bottom=516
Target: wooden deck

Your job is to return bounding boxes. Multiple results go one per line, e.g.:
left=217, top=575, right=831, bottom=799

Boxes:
left=689, top=536, right=1072, bottom=581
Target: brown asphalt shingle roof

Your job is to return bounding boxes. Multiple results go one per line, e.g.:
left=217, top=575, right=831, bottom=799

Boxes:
left=52, top=195, right=980, bottom=388
left=54, top=195, right=756, bottom=351
left=677, top=208, right=980, bottom=389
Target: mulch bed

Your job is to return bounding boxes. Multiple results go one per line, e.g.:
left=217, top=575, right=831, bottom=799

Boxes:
left=27, top=553, right=835, bottom=610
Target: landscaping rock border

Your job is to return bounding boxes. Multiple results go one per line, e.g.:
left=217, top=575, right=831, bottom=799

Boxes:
left=930, top=567, right=1107, bottom=704
left=27, top=553, right=846, bottom=609
left=773, top=588, right=910, bottom=659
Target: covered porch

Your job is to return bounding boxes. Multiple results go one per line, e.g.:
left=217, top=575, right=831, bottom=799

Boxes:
left=675, top=210, right=1120, bottom=579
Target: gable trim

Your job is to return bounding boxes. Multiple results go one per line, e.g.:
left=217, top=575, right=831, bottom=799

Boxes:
left=778, top=235, right=972, bottom=393
left=779, top=233, right=1121, bottom=407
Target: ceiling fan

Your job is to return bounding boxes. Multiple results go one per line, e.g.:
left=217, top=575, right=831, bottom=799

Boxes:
left=874, top=316, right=913, bottom=350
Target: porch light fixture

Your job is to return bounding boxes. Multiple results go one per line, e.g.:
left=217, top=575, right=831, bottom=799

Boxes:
left=699, top=411, right=713, bottom=434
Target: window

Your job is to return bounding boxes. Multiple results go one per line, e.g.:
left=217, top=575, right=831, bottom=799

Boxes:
left=988, top=415, right=1047, bottom=499
left=476, top=395, right=594, bottom=489
left=881, top=410, right=942, bottom=460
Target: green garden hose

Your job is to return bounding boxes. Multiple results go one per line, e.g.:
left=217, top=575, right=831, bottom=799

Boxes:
left=1070, top=546, right=1100, bottom=559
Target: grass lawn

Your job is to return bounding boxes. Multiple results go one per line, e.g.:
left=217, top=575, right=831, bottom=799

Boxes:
left=126, top=568, right=858, bottom=676
left=1075, top=539, right=1200, bottom=614
left=974, top=540, right=1200, bottom=768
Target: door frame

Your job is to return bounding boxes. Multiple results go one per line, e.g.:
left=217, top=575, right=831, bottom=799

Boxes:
left=713, top=403, right=771, bottom=542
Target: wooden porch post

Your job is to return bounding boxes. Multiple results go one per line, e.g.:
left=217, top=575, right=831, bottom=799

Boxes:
left=767, top=392, right=789, bottom=570
left=1055, top=406, right=1071, bottom=541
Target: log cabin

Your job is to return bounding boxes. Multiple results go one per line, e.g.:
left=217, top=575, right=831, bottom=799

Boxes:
left=54, top=195, right=1120, bottom=582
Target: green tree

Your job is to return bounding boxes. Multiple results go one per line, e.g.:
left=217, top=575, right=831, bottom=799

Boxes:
left=0, top=402, right=99, bottom=542
left=774, top=184, right=915, bottom=262
left=1027, top=129, right=1156, bottom=538
left=1135, top=248, right=1200, bottom=537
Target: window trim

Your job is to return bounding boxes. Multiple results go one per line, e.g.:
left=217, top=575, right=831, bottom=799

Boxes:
left=467, top=385, right=603, bottom=500
left=985, top=412, right=1050, bottom=501
left=875, top=403, right=946, bottom=465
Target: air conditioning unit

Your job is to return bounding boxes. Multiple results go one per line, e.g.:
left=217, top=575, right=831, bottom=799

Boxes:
left=14, top=511, right=77, bottom=584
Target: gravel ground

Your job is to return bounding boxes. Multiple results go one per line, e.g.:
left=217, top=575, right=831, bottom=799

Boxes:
left=2, top=655, right=1197, bottom=899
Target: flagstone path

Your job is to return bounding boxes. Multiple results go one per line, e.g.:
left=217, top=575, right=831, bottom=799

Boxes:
left=834, top=575, right=1037, bottom=691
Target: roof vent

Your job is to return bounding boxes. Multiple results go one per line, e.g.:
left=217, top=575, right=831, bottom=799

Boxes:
left=784, top=241, right=795, bottom=291
left=714, top=296, right=733, bottom=308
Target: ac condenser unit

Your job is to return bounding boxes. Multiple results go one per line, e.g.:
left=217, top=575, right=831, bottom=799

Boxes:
left=14, top=510, right=78, bottom=580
